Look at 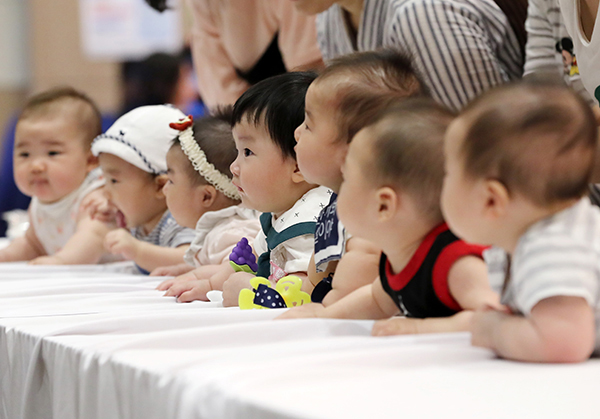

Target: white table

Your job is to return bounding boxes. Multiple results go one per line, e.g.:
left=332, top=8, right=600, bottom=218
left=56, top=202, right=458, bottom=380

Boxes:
left=0, top=263, right=598, bottom=419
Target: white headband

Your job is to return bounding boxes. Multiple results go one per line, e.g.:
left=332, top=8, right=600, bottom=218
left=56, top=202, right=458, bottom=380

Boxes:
left=170, top=116, right=240, bottom=201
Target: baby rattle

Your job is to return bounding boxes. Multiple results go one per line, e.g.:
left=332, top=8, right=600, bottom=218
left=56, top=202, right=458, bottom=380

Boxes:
left=229, top=237, right=258, bottom=274
left=239, top=276, right=311, bottom=310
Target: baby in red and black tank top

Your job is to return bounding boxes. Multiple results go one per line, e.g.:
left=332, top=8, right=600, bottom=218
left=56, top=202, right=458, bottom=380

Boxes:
left=279, top=98, right=499, bottom=337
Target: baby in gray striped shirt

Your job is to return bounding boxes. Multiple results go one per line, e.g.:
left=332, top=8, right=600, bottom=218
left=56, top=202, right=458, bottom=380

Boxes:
left=442, top=79, right=600, bottom=363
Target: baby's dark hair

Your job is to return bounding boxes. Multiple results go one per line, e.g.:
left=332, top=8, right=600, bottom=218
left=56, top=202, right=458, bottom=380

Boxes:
left=231, top=71, right=318, bottom=159
left=19, top=86, right=102, bottom=147
left=363, top=99, right=455, bottom=222
left=171, top=106, right=238, bottom=188
left=315, top=49, right=428, bottom=143
left=459, top=79, right=597, bottom=206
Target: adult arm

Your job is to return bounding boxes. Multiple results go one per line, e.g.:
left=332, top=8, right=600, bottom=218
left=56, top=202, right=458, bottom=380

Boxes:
left=185, top=0, right=250, bottom=108
left=523, top=0, right=562, bottom=77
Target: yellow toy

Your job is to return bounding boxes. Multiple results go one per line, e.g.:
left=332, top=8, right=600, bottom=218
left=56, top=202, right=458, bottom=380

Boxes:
left=239, top=276, right=311, bottom=310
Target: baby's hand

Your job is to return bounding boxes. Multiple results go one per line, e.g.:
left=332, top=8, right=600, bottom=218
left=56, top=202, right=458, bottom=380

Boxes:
left=81, top=189, right=116, bottom=224
left=29, top=255, right=66, bottom=265
left=373, top=311, right=475, bottom=337
left=163, top=279, right=212, bottom=303
left=275, top=302, right=324, bottom=319
left=104, top=229, right=139, bottom=260
left=371, top=317, right=419, bottom=336
left=151, top=263, right=194, bottom=277
left=222, top=272, right=254, bottom=307
left=156, top=270, right=197, bottom=291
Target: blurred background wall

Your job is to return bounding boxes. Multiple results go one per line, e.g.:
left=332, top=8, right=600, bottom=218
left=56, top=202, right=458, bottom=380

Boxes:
left=0, top=0, right=190, bottom=236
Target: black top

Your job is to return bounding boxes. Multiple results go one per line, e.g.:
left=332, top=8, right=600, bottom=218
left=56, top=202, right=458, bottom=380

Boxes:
left=380, top=224, right=486, bottom=318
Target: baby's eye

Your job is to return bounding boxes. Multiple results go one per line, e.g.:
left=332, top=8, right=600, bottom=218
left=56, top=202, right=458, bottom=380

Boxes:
left=17, top=152, right=29, bottom=158
left=109, top=178, right=118, bottom=184
left=48, top=151, right=60, bottom=156
left=243, top=148, right=254, bottom=157
left=304, top=121, right=310, bottom=131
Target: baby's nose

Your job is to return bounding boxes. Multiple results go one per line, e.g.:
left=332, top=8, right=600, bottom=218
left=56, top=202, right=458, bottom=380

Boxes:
left=31, top=157, right=45, bottom=172
left=294, top=125, right=302, bottom=144
left=230, top=159, right=239, bottom=176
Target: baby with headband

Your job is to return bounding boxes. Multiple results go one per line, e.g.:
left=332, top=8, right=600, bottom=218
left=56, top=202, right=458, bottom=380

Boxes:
left=153, top=109, right=261, bottom=288
left=159, top=72, right=330, bottom=305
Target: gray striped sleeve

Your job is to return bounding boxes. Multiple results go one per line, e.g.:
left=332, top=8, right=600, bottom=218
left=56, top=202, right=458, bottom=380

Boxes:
left=384, top=0, right=517, bottom=110
left=507, top=201, right=600, bottom=315
left=160, top=214, right=195, bottom=248
left=524, top=0, right=564, bottom=76
left=511, top=241, right=597, bottom=314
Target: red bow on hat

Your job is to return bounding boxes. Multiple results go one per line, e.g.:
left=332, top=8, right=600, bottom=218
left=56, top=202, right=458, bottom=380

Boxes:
left=169, top=115, right=194, bottom=131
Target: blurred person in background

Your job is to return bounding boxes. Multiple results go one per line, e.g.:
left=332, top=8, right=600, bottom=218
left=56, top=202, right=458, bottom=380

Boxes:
left=121, top=47, right=206, bottom=117
left=145, top=0, right=323, bottom=109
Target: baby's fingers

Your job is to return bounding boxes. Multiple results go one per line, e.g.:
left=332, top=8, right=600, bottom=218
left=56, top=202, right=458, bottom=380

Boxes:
left=164, top=283, right=190, bottom=297
left=150, top=267, right=169, bottom=277
left=178, top=287, right=209, bottom=303
left=157, top=278, right=176, bottom=291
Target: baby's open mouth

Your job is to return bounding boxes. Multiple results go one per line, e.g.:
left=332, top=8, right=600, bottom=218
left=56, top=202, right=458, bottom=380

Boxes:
left=116, top=210, right=127, bottom=228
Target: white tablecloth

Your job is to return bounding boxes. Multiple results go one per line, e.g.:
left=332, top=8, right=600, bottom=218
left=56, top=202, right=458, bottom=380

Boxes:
left=0, top=262, right=598, bottom=419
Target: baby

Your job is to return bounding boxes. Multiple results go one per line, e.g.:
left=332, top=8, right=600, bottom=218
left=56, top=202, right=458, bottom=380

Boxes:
left=293, top=50, right=427, bottom=306
left=0, top=87, right=111, bottom=264
left=442, top=80, right=600, bottom=362
left=154, top=109, right=261, bottom=295
left=281, top=99, right=498, bottom=336
left=91, top=105, right=195, bottom=274
left=160, top=71, right=331, bottom=306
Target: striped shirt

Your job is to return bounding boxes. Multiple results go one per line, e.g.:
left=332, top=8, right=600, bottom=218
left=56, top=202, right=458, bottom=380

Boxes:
left=316, top=0, right=389, bottom=61
left=131, top=210, right=195, bottom=250
left=502, top=198, right=600, bottom=354
left=384, top=0, right=524, bottom=110
left=524, top=0, right=592, bottom=103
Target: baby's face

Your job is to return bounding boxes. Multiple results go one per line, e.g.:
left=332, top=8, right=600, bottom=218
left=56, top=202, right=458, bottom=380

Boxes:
left=163, top=147, right=205, bottom=229
left=230, top=120, right=299, bottom=216
left=98, top=153, right=164, bottom=230
left=336, top=129, right=377, bottom=242
left=441, top=119, right=489, bottom=244
left=294, top=82, right=348, bottom=192
left=13, top=115, right=94, bottom=204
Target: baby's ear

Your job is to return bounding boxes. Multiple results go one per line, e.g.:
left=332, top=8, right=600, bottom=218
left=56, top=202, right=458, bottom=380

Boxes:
left=86, top=152, right=99, bottom=171
left=291, top=162, right=307, bottom=184
left=154, top=174, right=168, bottom=196
left=199, top=184, right=218, bottom=208
left=375, top=186, right=398, bottom=222
left=482, top=179, right=509, bottom=219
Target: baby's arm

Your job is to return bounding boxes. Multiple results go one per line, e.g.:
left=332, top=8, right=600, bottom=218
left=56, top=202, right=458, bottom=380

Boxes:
left=447, top=255, right=499, bottom=310
left=30, top=215, right=111, bottom=265
left=322, top=237, right=381, bottom=306
left=279, top=278, right=399, bottom=320
left=471, top=296, right=595, bottom=363
left=104, top=228, right=189, bottom=272
left=0, top=223, right=45, bottom=262
left=157, top=263, right=225, bottom=289
left=307, top=252, right=338, bottom=288
left=165, top=263, right=234, bottom=303
left=372, top=255, right=496, bottom=336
